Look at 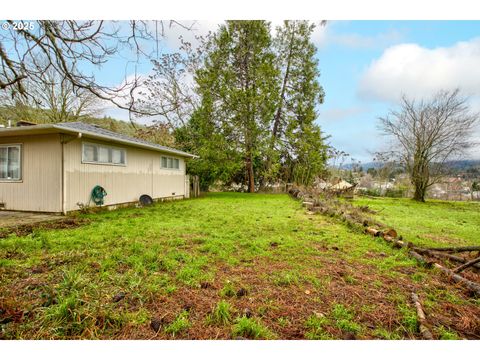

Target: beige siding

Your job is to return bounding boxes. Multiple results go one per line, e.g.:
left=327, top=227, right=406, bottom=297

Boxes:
left=64, top=138, right=187, bottom=212
left=0, top=134, right=62, bottom=212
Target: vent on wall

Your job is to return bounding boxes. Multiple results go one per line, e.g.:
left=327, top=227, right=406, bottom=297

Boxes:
left=0, top=202, right=5, bottom=209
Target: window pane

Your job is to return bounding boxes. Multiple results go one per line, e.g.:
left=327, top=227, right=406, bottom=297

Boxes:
left=112, top=149, right=121, bottom=164
left=161, top=157, right=167, bottom=168
left=7, top=147, right=20, bottom=179
left=167, top=157, right=172, bottom=168
left=174, top=158, right=179, bottom=169
left=111, top=149, right=125, bottom=164
left=98, top=146, right=109, bottom=163
left=83, top=144, right=96, bottom=162
left=0, top=148, right=7, bottom=179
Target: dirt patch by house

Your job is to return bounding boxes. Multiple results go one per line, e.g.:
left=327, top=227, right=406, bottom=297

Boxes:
left=0, top=215, right=89, bottom=238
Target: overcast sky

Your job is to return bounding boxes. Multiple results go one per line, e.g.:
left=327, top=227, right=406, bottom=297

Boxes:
left=98, top=20, right=480, bottom=163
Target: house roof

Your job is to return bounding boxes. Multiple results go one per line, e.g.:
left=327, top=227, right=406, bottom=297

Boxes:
left=0, top=121, right=197, bottom=158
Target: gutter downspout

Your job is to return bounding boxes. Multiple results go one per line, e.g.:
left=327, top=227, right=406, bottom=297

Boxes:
left=61, top=133, right=82, bottom=215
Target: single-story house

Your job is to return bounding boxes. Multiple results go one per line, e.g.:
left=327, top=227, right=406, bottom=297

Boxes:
left=0, top=121, right=197, bottom=214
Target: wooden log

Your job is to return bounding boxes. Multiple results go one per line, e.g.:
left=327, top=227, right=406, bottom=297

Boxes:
left=433, top=263, right=480, bottom=297
left=453, top=256, right=480, bottom=273
left=426, top=246, right=480, bottom=253
left=414, top=248, right=480, bottom=270
left=409, top=250, right=433, bottom=267
left=383, top=235, right=409, bottom=249
left=365, top=227, right=380, bottom=237
left=302, top=201, right=314, bottom=208
left=411, top=292, right=434, bottom=340
left=384, top=228, right=398, bottom=238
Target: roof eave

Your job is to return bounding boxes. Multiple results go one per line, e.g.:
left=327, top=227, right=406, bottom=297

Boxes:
left=53, top=125, right=198, bottom=159
left=0, top=124, right=198, bottom=158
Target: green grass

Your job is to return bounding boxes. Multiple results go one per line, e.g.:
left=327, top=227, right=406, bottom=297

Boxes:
left=352, top=196, right=480, bottom=248
left=0, top=192, right=478, bottom=339
left=164, top=310, right=190, bottom=337
left=219, top=282, right=236, bottom=298
left=207, top=300, right=233, bottom=326
left=304, top=314, right=331, bottom=340
left=330, top=304, right=362, bottom=335
left=231, top=316, right=274, bottom=339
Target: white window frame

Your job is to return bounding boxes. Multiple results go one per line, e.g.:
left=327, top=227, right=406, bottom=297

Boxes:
left=160, top=156, right=180, bottom=170
left=81, top=142, right=127, bottom=166
left=0, top=144, right=22, bottom=182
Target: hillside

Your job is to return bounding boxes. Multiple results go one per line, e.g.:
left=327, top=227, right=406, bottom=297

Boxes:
left=0, top=106, right=140, bottom=138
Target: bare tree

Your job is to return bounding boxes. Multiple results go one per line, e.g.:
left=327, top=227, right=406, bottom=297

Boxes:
left=0, top=20, right=194, bottom=120
left=1, top=59, right=101, bottom=123
left=379, top=89, right=479, bottom=202
left=135, top=35, right=208, bottom=128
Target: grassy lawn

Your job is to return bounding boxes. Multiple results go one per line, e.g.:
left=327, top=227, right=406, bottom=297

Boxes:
left=352, top=197, right=480, bottom=248
left=1, top=193, right=479, bottom=339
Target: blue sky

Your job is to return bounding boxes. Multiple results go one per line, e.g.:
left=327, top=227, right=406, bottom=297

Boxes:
left=316, top=21, right=480, bottom=163
left=97, top=21, right=480, bottom=163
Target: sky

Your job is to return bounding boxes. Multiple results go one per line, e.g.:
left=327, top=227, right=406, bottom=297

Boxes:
left=96, top=20, right=480, bottom=163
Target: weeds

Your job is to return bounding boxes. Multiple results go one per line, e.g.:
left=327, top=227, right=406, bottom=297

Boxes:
left=231, top=316, right=274, bottom=339
left=331, top=304, right=362, bottom=335
left=304, top=314, right=331, bottom=340
left=219, top=282, right=236, bottom=297
left=435, top=326, right=460, bottom=340
left=272, top=270, right=300, bottom=287
left=164, top=310, right=190, bottom=337
left=207, top=300, right=233, bottom=326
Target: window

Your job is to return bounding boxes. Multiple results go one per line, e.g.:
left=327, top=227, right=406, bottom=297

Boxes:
left=161, top=156, right=180, bottom=169
left=0, top=145, right=21, bottom=181
left=82, top=143, right=126, bottom=165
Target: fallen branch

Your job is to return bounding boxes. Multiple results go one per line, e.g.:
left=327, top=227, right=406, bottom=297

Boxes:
left=426, top=246, right=480, bottom=253
left=290, top=189, right=480, bottom=297
left=409, top=250, right=433, bottom=267
left=453, top=256, right=480, bottom=274
left=411, top=292, right=433, bottom=340
left=433, top=263, right=480, bottom=296
left=414, top=248, right=468, bottom=264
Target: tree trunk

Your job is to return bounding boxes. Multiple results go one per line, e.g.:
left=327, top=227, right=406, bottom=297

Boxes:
left=247, top=157, right=255, bottom=193
left=413, top=185, right=426, bottom=202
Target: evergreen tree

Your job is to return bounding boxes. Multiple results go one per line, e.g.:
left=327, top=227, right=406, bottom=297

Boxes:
left=192, top=20, right=279, bottom=192
left=176, top=20, right=328, bottom=190
left=270, top=20, right=327, bottom=186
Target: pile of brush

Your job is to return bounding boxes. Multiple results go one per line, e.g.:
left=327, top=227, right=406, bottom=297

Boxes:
left=288, top=187, right=480, bottom=298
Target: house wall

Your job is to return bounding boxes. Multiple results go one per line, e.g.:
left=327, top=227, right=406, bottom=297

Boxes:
left=63, top=137, right=187, bottom=212
left=0, top=134, right=62, bottom=212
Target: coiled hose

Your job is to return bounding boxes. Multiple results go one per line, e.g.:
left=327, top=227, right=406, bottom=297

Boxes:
left=91, top=185, right=107, bottom=206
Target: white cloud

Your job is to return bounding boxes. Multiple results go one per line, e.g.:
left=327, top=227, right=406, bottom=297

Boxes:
left=329, top=29, right=403, bottom=49
left=319, top=106, right=370, bottom=122
left=161, top=21, right=221, bottom=50
left=358, top=38, right=480, bottom=102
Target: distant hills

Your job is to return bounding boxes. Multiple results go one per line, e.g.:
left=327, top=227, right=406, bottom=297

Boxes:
left=342, top=160, right=480, bottom=172
left=0, top=106, right=141, bottom=137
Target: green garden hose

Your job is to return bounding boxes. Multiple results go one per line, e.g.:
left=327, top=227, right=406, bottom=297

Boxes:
left=91, top=185, right=107, bottom=206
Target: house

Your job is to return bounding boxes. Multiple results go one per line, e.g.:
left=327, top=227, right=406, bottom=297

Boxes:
left=0, top=122, right=197, bottom=214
